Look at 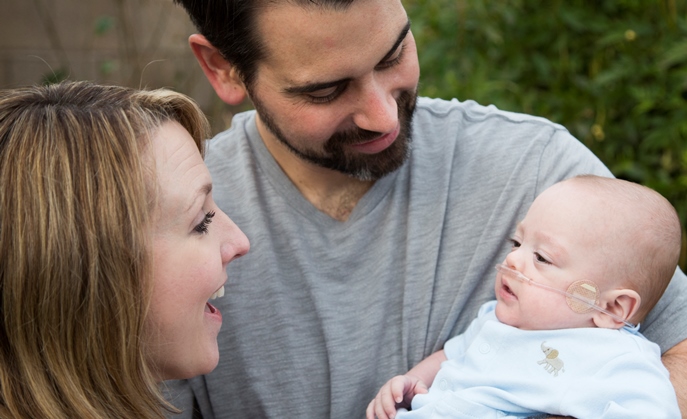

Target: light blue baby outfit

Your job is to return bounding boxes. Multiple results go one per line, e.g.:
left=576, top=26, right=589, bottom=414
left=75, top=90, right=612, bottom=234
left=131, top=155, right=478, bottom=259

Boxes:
left=398, top=301, right=679, bottom=419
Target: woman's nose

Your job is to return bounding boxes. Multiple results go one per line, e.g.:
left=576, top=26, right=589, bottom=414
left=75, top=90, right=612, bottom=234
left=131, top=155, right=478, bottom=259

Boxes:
left=220, top=215, right=250, bottom=266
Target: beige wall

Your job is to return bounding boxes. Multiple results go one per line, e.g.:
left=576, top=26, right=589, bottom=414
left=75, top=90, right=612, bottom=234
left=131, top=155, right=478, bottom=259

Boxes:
left=0, top=0, right=243, bottom=132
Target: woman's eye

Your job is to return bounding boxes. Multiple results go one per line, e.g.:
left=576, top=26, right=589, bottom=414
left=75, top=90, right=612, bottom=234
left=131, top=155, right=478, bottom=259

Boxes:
left=193, top=211, right=216, bottom=234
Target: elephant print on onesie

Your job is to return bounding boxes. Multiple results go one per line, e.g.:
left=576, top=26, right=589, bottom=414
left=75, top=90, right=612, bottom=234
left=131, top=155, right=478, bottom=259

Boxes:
left=537, top=341, right=565, bottom=377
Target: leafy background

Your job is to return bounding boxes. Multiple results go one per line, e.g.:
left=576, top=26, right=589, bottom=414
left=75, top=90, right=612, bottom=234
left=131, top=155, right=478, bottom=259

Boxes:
left=405, top=0, right=687, bottom=268
left=3, top=0, right=685, bottom=268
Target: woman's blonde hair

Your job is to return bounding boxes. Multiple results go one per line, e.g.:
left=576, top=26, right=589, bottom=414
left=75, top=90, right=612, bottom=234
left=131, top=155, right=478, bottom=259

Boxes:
left=0, top=81, right=210, bottom=418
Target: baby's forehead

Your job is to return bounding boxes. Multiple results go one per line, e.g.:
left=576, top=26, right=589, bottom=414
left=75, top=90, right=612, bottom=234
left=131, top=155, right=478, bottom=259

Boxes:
left=520, top=198, right=623, bottom=254
left=540, top=179, right=602, bottom=203
left=533, top=181, right=632, bottom=227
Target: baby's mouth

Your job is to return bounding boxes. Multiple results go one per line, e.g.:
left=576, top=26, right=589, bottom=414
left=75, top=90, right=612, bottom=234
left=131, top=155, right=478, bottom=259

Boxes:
left=503, top=284, right=516, bottom=297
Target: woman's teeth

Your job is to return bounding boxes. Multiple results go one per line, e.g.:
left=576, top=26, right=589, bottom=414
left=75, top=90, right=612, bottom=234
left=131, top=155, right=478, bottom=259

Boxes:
left=209, top=286, right=225, bottom=300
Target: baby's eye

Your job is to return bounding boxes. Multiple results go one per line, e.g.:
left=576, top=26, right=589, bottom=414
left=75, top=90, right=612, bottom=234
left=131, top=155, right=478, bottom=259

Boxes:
left=534, top=252, right=551, bottom=264
left=508, top=238, right=521, bottom=250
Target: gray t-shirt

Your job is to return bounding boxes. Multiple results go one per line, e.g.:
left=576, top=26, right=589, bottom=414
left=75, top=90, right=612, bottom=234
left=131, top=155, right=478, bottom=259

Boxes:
left=164, top=97, right=687, bottom=419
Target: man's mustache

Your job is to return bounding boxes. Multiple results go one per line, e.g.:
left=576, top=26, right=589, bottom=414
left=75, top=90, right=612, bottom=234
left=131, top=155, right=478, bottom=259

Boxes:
left=327, top=126, right=382, bottom=148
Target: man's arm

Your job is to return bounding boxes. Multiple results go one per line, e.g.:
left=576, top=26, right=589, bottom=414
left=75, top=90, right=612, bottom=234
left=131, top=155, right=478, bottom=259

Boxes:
left=663, top=339, right=687, bottom=417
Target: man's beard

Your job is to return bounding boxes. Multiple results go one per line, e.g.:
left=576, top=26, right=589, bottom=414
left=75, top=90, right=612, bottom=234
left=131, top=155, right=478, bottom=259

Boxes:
left=252, top=89, right=417, bottom=181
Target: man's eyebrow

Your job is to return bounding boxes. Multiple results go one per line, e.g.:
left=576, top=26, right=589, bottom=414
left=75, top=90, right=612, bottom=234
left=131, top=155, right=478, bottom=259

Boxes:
left=283, top=19, right=412, bottom=96
left=284, top=78, right=352, bottom=95
left=380, top=19, right=411, bottom=63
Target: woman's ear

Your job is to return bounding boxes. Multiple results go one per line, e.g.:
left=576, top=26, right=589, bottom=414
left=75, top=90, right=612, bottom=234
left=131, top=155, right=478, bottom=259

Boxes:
left=592, top=289, right=641, bottom=329
left=189, top=34, right=247, bottom=105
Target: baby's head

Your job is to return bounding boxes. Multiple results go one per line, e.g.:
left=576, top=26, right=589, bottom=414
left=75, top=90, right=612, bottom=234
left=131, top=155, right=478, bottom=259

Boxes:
left=495, top=175, right=682, bottom=330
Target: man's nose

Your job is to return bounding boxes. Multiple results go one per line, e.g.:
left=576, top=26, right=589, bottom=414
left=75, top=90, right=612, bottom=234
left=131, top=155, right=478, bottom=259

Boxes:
left=351, top=77, right=398, bottom=134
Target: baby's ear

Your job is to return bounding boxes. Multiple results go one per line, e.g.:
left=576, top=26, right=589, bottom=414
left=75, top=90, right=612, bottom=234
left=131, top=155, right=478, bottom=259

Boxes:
left=592, top=289, right=641, bottom=329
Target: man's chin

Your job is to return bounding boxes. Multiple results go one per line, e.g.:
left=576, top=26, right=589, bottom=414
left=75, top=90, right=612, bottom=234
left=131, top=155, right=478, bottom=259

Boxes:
left=344, top=142, right=410, bottom=181
left=254, top=89, right=417, bottom=180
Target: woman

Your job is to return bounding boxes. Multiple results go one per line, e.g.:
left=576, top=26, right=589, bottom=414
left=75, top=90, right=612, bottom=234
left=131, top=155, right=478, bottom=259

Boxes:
left=0, top=81, right=250, bottom=418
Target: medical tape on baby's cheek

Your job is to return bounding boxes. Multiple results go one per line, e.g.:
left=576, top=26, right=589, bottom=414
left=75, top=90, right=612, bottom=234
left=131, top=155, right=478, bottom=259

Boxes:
left=565, top=280, right=598, bottom=313
left=494, top=264, right=634, bottom=328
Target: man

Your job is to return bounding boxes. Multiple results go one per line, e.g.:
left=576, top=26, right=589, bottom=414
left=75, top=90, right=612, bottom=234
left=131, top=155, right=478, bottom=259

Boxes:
left=167, top=1, right=687, bottom=418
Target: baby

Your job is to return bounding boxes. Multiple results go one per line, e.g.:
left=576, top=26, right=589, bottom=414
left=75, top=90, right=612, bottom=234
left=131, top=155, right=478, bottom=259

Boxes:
left=367, top=175, right=681, bottom=419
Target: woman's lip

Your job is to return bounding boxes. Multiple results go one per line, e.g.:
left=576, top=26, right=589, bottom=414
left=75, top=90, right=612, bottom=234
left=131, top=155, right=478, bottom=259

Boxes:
left=209, top=279, right=227, bottom=300
left=349, top=124, right=400, bottom=154
left=215, top=280, right=227, bottom=294
left=205, top=302, right=222, bottom=321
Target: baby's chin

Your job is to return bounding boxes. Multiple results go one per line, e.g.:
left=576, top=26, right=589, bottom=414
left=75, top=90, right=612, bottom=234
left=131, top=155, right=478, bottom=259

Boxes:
left=494, top=302, right=519, bottom=327
left=494, top=303, right=544, bottom=330
left=495, top=304, right=594, bottom=331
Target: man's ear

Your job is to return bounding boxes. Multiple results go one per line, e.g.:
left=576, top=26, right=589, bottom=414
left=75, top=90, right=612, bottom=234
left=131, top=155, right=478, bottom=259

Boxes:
left=592, top=289, right=641, bottom=329
left=189, top=34, right=247, bottom=105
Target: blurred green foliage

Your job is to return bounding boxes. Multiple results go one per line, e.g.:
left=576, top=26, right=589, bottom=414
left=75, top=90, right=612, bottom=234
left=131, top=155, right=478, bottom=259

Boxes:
left=405, top=0, right=687, bottom=268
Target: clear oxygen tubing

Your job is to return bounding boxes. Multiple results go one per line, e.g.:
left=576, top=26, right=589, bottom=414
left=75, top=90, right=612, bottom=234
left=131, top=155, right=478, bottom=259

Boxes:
left=495, top=264, right=635, bottom=328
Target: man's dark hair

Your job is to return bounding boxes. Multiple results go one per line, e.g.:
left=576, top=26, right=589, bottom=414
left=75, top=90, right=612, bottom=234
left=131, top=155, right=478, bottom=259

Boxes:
left=174, top=0, right=355, bottom=90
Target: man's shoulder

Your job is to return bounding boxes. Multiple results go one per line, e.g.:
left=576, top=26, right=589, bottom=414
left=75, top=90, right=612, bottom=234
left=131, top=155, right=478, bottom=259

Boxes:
left=211, top=109, right=256, bottom=144
left=203, top=111, right=262, bottom=208
left=411, top=96, right=577, bottom=167
left=205, top=110, right=257, bottom=165
left=415, top=96, right=566, bottom=130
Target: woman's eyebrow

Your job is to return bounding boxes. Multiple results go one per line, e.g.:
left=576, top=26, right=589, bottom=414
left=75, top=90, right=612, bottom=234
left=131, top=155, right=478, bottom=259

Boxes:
left=186, top=182, right=213, bottom=213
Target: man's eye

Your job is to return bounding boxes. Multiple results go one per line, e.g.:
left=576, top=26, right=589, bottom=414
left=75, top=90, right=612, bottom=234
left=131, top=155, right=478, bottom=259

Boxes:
left=376, top=44, right=406, bottom=70
left=307, top=84, right=346, bottom=104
